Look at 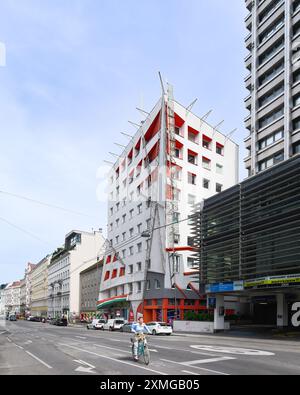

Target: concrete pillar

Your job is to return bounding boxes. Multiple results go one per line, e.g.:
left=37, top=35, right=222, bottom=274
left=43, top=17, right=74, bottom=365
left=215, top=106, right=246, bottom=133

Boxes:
left=277, top=294, right=288, bottom=328
left=214, top=295, right=225, bottom=332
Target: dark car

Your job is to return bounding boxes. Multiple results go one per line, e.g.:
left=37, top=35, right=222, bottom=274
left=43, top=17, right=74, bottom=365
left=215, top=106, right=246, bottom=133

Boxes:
left=54, top=318, right=68, bottom=327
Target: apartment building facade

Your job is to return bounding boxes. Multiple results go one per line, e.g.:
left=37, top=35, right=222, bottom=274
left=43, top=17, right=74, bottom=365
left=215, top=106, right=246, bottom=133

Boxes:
left=48, top=230, right=104, bottom=320
left=0, top=284, right=7, bottom=314
left=98, top=90, right=239, bottom=322
left=80, top=260, right=103, bottom=321
left=4, top=282, right=21, bottom=314
left=244, top=0, right=300, bottom=176
left=24, top=262, right=37, bottom=316
left=31, top=255, right=51, bottom=317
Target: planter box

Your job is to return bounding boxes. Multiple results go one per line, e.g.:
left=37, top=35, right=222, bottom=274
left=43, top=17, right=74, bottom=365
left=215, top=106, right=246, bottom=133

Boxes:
left=174, top=320, right=230, bottom=334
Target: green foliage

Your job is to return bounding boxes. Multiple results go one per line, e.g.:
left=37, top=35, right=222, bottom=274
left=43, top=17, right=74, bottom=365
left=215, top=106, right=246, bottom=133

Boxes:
left=184, top=311, right=214, bottom=322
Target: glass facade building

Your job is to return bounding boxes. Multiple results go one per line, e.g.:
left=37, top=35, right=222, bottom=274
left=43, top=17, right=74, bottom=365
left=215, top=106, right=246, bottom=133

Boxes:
left=192, top=156, right=300, bottom=287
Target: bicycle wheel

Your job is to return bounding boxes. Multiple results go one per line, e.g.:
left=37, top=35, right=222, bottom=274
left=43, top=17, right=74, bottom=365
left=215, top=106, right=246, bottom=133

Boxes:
left=143, top=345, right=151, bottom=365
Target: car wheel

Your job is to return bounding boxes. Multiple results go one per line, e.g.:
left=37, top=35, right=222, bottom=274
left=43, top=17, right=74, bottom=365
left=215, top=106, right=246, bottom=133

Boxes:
left=152, top=330, right=157, bottom=336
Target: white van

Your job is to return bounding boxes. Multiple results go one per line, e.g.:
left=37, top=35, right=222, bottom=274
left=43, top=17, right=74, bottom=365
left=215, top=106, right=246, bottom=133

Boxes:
left=103, top=318, right=126, bottom=331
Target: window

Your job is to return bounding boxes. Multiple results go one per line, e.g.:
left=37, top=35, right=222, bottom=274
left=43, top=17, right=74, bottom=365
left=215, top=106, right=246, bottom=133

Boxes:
left=128, top=283, right=133, bottom=294
left=187, top=257, right=198, bottom=268
left=122, top=232, right=126, bottom=241
left=146, top=280, right=151, bottom=290
left=116, top=236, right=119, bottom=244
left=137, top=262, right=142, bottom=272
left=258, top=129, right=284, bottom=150
left=122, top=249, right=126, bottom=259
left=202, top=157, right=211, bottom=170
left=188, top=194, right=196, bottom=205
left=128, top=265, right=133, bottom=275
left=216, top=164, right=223, bottom=174
left=129, top=246, right=134, bottom=256
left=188, top=150, right=198, bottom=165
left=129, top=228, right=134, bottom=237
left=173, top=212, right=180, bottom=223
left=129, top=209, right=134, bottom=219
left=174, top=234, right=180, bottom=244
left=154, top=280, right=161, bottom=290
left=188, top=172, right=197, bottom=185
left=258, top=106, right=284, bottom=129
left=137, top=204, right=142, bottom=214
left=137, top=223, right=142, bottom=234
left=216, top=183, right=223, bottom=193
left=172, top=255, right=181, bottom=273
left=216, top=144, right=224, bottom=156
left=203, top=136, right=212, bottom=150
left=203, top=178, right=210, bottom=189
left=137, top=243, right=142, bottom=253
left=122, top=214, right=126, bottom=224
left=137, top=282, right=142, bottom=293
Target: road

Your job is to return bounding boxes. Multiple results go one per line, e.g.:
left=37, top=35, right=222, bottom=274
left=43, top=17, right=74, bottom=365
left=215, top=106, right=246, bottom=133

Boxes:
left=1, top=318, right=300, bottom=375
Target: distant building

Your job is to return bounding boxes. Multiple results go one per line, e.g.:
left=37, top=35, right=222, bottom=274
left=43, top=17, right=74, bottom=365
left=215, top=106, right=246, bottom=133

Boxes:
left=4, top=282, right=21, bottom=314
left=48, top=230, right=105, bottom=320
left=0, top=284, right=7, bottom=314
left=31, top=255, right=51, bottom=317
left=24, top=263, right=37, bottom=316
left=20, top=279, right=26, bottom=317
left=80, top=260, right=103, bottom=321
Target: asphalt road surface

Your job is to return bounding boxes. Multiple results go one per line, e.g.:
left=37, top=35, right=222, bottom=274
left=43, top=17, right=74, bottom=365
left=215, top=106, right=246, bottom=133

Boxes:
left=1, top=318, right=300, bottom=375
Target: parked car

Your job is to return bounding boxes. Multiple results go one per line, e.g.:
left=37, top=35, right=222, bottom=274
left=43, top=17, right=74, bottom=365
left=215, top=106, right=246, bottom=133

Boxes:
left=9, top=315, right=17, bottom=322
left=49, top=318, right=57, bottom=325
left=120, top=323, right=134, bottom=333
left=146, top=322, right=173, bottom=336
left=103, top=318, right=126, bottom=331
left=53, top=318, right=68, bottom=327
left=87, top=319, right=106, bottom=330
left=27, top=316, right=41, bottom=322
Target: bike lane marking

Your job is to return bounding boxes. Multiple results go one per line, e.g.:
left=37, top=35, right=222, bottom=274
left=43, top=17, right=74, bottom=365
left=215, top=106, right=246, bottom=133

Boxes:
left=59, top=343, right=168, bottom=375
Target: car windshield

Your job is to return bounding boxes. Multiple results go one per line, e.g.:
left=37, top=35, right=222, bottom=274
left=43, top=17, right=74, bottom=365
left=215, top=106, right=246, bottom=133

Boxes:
left=115, top=320, right=124, bottom=324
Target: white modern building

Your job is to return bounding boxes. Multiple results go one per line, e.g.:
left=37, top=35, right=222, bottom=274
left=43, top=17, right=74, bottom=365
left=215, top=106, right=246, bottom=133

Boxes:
left=48, top=230, right=105, bottom=320
left=97, top=86, right=239, bottom=323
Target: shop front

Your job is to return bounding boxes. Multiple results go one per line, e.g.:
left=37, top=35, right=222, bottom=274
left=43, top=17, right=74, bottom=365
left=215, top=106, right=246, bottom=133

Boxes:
left=97, top=295, right=131, bottom=320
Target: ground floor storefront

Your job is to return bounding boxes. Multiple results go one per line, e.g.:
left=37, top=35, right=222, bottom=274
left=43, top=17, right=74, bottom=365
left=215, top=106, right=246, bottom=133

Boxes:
left=96, top=295, right=208, bottom=323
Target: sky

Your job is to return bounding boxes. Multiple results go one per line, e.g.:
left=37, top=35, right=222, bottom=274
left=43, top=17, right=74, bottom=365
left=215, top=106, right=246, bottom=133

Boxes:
left=0, top=0, right=248, bottom=284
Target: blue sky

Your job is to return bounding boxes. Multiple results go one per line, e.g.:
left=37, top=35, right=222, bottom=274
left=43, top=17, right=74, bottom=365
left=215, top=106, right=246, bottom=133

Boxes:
left=0, top=0, right=247, bottom=283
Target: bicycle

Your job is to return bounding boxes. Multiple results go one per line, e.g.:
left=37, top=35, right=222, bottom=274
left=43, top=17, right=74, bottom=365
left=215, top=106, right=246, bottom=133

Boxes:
left=131, top=333, right=151, bottom=365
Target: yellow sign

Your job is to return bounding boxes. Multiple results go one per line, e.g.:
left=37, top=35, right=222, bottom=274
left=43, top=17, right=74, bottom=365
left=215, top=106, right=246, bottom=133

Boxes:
left=245, top=275, right=300, bottom=289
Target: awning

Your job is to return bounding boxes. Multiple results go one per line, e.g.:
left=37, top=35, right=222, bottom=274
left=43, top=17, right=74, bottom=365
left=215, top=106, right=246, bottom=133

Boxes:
left=97, top=295, right=129, bottom=310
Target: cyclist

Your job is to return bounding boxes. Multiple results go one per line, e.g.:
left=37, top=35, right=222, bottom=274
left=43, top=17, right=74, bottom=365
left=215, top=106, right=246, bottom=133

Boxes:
left=131, top=316, right=151, bottom=361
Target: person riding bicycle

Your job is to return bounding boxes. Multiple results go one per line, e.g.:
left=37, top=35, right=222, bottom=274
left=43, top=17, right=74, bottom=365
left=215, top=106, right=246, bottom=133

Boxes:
left=131, top=316, right=151, bottom=361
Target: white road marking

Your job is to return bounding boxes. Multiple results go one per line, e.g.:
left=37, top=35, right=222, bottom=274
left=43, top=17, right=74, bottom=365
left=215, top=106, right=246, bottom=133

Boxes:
left=74, top=360, right=96, bottom=374
left=15, top=344, right=24, bottom=350
left=25, top=351, right=53, bottom=369
left=190, top=345, right=275, bottom=356
left=182, top=370, right=200, bottom=376
left=160, top=358, right=231, bottom=376
left=75, top=336, right=87, bottom=340
left=94, top=343, right=131, bottom=354
left=6, top=337, right=12, bottom=343
left=184, top=357, right=236, bottom=365
left=59, top=343, right=167, bottom=375
left=0, top=331, right=6, bottom=335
